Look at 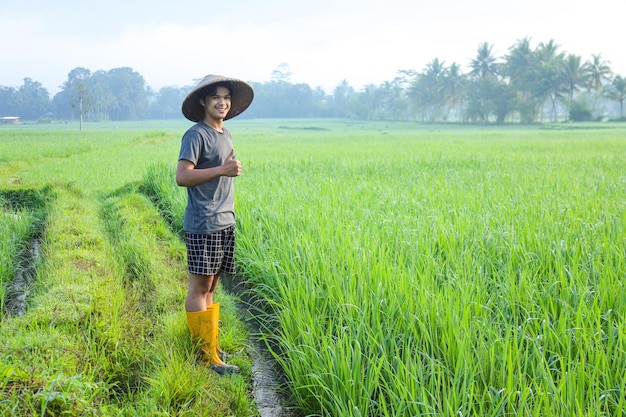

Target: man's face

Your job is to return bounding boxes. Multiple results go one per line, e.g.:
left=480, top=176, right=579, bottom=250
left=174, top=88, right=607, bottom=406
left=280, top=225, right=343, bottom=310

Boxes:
left=201, top=86, right=231, bottom=121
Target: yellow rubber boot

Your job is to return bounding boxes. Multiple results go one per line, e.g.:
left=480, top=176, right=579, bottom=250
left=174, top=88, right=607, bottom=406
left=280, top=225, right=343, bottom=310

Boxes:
left=208, top=303, right=228, bottom=360
left=186, top=309, right=240, bottom=375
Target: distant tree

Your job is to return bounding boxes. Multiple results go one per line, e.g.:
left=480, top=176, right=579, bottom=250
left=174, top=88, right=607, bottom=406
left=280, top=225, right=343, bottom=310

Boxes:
left=271, top=63, right=292, bottom=83
left=569, top=97, right=593, bottom=121
left=246, top=79, right=324, bottom=118
left=14, top=78, right=50, bottom=120
left=605, top=75, right=626, bottom=118
left=106, top=67, right=150, bottom=120
left=246, top=80, right=289, bottom=117
left=503, top=37, right=539, bottom=122
left=351, top=84, right=377, bottom=119
left=395, top=69, right=418, bottom=87
left=585, top=54, right=613, bottom=117
left=0, top=86, right=17, bottom=116
left=530, top=40, right=567, bottom=121
left=89, top=70, right=115, bottom=120
left=312, top=86, right=332, bottom=117
left=465, top=76, right=503, bottom=123
left=287, top=83, right=315, bottom=117
left=562, top=54, right=590, bottom=119
left=443, top=62, right=467, bottom=121
left=406, top=58, right=455, bottom=121
left=332, top=80, right=354, bottom=118
left=492, top=83, right=515, bottom=124
left=150, top=86, right=186, bottom=119
left=374, top=79, right=409, bottom=120
left=51, top=90, right=73, bottom=120
left=586, top=54, right=612, bottom=94
left=348, top=81, right=406, bottom=121
left=469, top=42, right=500, bottom=79
left=62, top=67, right=92, bottom=129
left=422, top=58, right=448, bottom=121
left=503, top=38, right=534, bottom=86
left=466, top=42, right=505, bottom=123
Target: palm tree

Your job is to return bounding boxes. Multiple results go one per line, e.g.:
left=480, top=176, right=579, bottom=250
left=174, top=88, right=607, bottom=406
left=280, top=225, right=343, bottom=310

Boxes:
left=605, top=75, right=626, bottom=118
left=423, top=58, right=448, bottom=121
left=467, top=42, right=505, bottom=123
left=562, top=54, right=590, bottom=119
left=503, top=37, right=539, bottom=122
left=469, top=42, right=500, bottom=79
left=530, top=40, right=567, bottom=121
left=443, top=62, right=466, bottom=121
left=365, top=81, right=402, bottom=120
left=586, top=54, right=612, bottom=94
left=381, top=79, right=411, bottom=120
left=503, top=38, right=534, bottom=85
left=408, top=58, right=448, bottom=121
left=333, top=80, right=354, bottom=118
left=584, top=54, right=613, bottom=116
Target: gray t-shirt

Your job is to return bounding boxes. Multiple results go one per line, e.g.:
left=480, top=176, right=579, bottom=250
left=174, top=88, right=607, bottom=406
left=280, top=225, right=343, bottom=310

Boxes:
left=178, top=122, right=235, bottom=234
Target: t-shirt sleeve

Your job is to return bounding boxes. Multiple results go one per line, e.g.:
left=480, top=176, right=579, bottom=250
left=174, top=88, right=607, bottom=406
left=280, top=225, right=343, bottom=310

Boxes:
left=178, top=129, right=201, bottom=165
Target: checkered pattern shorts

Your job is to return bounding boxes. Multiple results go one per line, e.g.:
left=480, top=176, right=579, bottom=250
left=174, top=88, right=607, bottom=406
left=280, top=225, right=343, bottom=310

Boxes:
left=184, top=226, right=236, bottom=276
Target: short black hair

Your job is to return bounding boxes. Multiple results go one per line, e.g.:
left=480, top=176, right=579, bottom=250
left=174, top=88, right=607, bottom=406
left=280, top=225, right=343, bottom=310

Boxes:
left=200, top=81, right=232, bottom=98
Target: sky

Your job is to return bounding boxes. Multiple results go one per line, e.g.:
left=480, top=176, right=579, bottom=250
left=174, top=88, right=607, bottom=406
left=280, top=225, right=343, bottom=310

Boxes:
left=1, top=0, right=624, bottom=96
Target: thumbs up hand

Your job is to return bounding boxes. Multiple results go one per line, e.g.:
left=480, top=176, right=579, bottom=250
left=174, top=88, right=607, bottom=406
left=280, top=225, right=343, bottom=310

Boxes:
left=222, top=148, right=242, bottom=177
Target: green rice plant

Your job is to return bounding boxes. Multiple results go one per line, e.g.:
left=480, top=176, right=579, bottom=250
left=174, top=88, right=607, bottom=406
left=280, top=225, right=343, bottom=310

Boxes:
left=0, top=188, right=52, bottom=315
left=99, top=189, right=156, bottom=298
left=231, top=123, right=626, bottom=416
left=0, top=210, right=32, bottom=310
left=142, top=162, right=186, bottom=236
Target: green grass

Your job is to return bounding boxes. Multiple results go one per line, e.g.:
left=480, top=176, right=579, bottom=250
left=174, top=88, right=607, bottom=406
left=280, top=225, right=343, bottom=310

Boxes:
left=1, top=120, right=625, bottom=416
left=0, top=126, right=257, bottom=416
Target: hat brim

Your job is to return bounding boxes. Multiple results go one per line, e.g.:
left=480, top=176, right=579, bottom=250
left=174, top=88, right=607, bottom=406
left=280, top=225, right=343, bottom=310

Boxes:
left=182, top=75, right=254, bottom=122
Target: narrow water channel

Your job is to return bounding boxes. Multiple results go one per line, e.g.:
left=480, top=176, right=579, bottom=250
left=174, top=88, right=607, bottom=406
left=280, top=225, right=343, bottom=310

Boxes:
left=223, top=276, right=294, bottom=417
left=248, top=334, right=293, bottom=417
left=5, top=238, right=41, bottom=317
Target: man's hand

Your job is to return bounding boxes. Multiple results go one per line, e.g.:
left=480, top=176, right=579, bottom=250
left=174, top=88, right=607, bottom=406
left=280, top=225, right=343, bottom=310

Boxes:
left=222, top=148, right=242, bottom=177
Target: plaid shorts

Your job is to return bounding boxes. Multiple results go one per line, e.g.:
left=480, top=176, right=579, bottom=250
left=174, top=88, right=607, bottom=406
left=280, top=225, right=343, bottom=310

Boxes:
left=184, top=226, right=236, bottom=276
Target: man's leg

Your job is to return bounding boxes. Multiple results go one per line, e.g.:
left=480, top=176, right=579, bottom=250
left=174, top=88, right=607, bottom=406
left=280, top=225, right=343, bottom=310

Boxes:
left=205, top=272, right=220, bottom=306
left=185, top=273, right=217, bottom=312
left=185, top=272, right=239, bottom=374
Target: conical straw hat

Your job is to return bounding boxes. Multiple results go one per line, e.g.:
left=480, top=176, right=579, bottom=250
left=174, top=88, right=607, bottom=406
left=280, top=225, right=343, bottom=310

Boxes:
left=182, top=74, right=254, bottom=122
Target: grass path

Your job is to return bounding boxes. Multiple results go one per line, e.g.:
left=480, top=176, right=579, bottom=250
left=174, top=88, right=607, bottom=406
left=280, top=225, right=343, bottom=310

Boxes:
left=0, top=128, right=258, bottom=416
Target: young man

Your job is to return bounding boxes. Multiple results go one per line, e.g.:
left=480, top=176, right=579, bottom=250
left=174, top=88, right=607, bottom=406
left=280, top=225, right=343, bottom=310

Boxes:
left=177, top=74, right=254, bottom=375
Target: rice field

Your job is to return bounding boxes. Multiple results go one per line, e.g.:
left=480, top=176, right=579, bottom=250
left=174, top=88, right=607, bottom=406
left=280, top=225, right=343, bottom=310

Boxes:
left=1, top=120, right=625, bottom=416
left=232, top=121, right=626, bottom=416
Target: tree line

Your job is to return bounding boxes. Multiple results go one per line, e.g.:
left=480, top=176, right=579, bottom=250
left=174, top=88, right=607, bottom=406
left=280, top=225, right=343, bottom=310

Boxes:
left=1, top=38, right=625, bottom=124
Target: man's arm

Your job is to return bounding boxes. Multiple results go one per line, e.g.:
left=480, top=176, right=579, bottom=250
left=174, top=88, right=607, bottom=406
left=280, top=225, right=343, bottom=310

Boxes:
left=176, top=149, right=241, bottom=187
